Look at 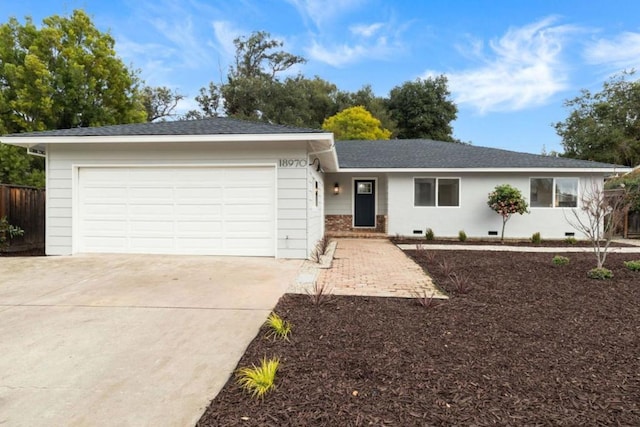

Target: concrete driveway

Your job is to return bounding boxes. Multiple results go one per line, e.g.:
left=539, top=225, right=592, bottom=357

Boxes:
left=0, top=254, right=302, bottom=427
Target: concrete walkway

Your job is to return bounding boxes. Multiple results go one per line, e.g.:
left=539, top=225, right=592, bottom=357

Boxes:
left=295, top=238, right=447, bottom=299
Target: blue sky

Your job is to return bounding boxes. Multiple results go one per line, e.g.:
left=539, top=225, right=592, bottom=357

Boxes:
left=2, top=0, right=640, bottom=154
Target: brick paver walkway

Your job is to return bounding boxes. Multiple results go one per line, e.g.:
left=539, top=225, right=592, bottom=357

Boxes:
left=316, top=238, right=447, bottom=299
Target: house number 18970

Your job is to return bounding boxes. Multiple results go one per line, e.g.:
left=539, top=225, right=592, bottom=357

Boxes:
left=279, top=159, right=307, bottom=167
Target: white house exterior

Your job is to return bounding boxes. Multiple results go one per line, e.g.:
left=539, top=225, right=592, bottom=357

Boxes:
left=2, top=119, right=336, bottom=259
left=1, top=119, right=630, bottom=258
left=325, top=140, right=629, bottom=240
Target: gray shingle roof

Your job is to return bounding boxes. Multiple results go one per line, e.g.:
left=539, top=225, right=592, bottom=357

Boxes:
left=4, top=117, right=324, bottom=137
left=336, top=139, right=624, bottom=169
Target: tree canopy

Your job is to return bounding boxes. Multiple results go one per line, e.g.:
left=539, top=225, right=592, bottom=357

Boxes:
left=386, top=76, right=458, bottom=141
left=0, top=9, right=150, bottom=187
left=555, top=71, right=640, bottom=167
left=487, top=184, right=529, bottom=241
left=322, top=106, right=392, bottom=140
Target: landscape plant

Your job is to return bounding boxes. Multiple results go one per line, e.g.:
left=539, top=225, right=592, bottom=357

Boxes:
left=565, top=183, right=630, bottom=269
left=236, top=357, right=280, bottom=399
left=552, top=255, right=570, bottom=266
left=413, top=290, right=438, bottom=308
left=487, top=184, right=529, bottom=241
left=307, top=281, right=333, bottom=306
left=564, top=236, right=578, bottom=245
left=587, top=267, right=613, bottom=280
left=531, top=232, right=542, bottom=244
left=265, top=313, right=292, bottom=341
left=425, top=228, right=435, bottom=241
left=623, top=260, right=640, bottom=271
left=0, top=217, right=24, bottom=251
left=458, top=230, right=467, bottom=242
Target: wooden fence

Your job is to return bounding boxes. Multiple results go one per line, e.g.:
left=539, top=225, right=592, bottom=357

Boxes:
left=0, top=184, right=45, bottom=253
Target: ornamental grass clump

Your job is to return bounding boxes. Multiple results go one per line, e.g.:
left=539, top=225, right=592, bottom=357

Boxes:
left=265, top=312, right=292, bottom=341
left=552, top=255, right=570, bottom=266
left=487, top=184, right=529, bottom=242
left=531, top=232, right=542, bottom=244
left=236, top=357, right=280, bottom=399
left=623, top=260, right=640, bottom=271
left=587, top=267, right=613, bottom=280
left=425, top=228, right=435, bottom=241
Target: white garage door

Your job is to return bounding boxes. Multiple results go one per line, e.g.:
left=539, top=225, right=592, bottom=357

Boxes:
left=77, top=166, right=276, bottom=256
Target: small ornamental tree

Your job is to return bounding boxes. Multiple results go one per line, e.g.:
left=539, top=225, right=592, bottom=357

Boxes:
left=487, top=184, right=529, bottom=241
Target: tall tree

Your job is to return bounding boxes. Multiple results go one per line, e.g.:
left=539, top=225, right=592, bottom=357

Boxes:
left=190, top=31, right=306, bottom=121
left=386, top=76, right=458, bottom=141
left=555, top=70, right=640, bottom=167
left=0, top=10, right=146, bottom=187
left=141, top=86, right=184, bottom=122
left=322, top=106, right=392, bottom=140
left=335, top=85, right=397, bottom=136
left=0, top=10, right=146, bottom=133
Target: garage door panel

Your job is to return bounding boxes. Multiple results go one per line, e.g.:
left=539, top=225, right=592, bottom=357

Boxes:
left=78, top=166, right=275, bottom=256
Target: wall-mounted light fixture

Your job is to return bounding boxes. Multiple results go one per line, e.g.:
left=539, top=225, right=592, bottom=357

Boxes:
left=333, top=182, right=340, bottom=195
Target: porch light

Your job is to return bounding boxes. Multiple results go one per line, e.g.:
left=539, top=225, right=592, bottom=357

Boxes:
left=333, top=182, right=340, bottom=195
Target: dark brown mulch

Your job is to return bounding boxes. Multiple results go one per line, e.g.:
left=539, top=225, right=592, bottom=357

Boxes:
left=391, top=238, right=638, bottom=247
left=197, top=251, right=640, bottom=426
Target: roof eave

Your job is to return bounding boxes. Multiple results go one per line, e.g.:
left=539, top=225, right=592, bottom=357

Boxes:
left=336, top=167, right=632, bottom=173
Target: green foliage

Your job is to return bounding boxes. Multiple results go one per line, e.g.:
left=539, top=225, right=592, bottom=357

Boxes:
left=623, top=260, right=640, bottom=271
left=587, top=267, right=613, bottom=280
left=322, top=106, right=391, bottom=140
left=386, top=76, right=458, bottom=141
left=605, top=169, right=640, bottom=212
left=458, top=230, right=467, bottom=242
left=335, top=85, right=397, bottom=136
left=564, top=237, right=578, bottom=245
left=0, top=144, right=45, bottom=187
left=0, top=10, right=146, bottom=133
left=0, top=216, right=24, bottom=250
left=487, top=184, right=530, bottom=241
left=236, top=357, right=280, bottom=399
left=552, top=255, right=570, bottom=266
left=265, top=312, right=291, bottom=341
left=141, top=86, right=184, bottom=122
left=531, top=232, right=542, bottom=244
left=555, top=70, right=640, bottom=167
left=425, top=228, right=435, bottom=241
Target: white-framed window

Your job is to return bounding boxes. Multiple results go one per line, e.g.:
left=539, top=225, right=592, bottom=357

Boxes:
left=414, top=178, right=460, bottom=207
left=530, top=178, right=578, bottom=208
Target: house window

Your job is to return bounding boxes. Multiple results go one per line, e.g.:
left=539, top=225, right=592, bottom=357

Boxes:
left=414, top=178, right=460, bottom=207
left=530, top=178, right=578, bottom=208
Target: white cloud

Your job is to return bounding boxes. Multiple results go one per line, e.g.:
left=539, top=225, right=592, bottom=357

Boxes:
left=285, top=0, right=365, bottom=29
left=440, top=17, right=579, bottom=114
left=350, top=22, right=384, bottom=38
left=584, top=32, right=640, bottom=70
left=211, top=21, right=243, bottom=60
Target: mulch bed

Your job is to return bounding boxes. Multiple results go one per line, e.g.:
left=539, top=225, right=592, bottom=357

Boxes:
left=391, top=238, right=638, bottom=247
left=198, top=251, right=640, bottom=426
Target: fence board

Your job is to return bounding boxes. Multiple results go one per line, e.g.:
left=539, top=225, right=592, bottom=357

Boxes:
left=0, top=184, right=45, bottom=253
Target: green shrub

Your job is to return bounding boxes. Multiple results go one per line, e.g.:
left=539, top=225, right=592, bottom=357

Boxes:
left=552, top=255, right=570, bottom=266
left=531, top=232, right=542, bottom=244
left=265, top=312, right=291, bottom=341
left=623, top=260, right=640, bottom=271
left=564, top=237, right=578, bottom=245
left=587, top=267, right=613, bottom=280
left=236, top=357, right=280, bottom=399
left=0, top=216, right=24, bottom=251
left=425, top=228, right=435, bottom=241
left=458, top=230, right=467, bottom=242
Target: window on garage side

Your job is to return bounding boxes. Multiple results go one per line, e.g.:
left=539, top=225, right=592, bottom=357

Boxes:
left=530, top=178, right=578, bottom=208
left=414, top=178, right=460, bottom=207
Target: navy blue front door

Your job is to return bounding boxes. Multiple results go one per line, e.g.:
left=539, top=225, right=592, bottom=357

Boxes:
left=354, top=180, right=375, bottom=227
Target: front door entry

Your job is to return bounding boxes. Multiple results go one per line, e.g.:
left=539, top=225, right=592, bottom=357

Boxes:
left=354, top=179, right=376, bottom=227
